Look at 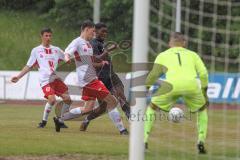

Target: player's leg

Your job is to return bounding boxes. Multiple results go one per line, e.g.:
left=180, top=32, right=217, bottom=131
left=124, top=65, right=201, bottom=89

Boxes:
left=79, top=80, right=128, bottom=134
left=80, top=99, right=129, bottom=134
left=183, top=89, right=208, bottom=154
left=63, top=100, right=95, bottom=119
left=144, top=93, right=174, bottom=149
left=110, top=73, right=130, bottom=119
left=38, top=84, right=56, bottom=128
left=53, top=100, right=96, bottom=132
left=53, top=79, right=72, bottom=128
left=144, top=103, right=158, bottom=149
left=57, top=92, right=72, bottom=128
left=103, top=93, right=128, bottom=135
left=197, top=107, right=208, bottom=154
left=39, top=103, right=54, bottom=128
left=80, top=100, right=107, bottom=131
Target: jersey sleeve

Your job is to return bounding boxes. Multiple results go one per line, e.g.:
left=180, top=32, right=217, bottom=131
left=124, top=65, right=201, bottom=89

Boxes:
left=154, top=54, right=163, bottom=65
left=194, top=53, right=209, bottom=88
left=65, top=40, right=77, bottom=57
left=57, top=47, right=65, bottom=60
left=26, top=49, right=37, bottom=67
left=146, top=54, right=166, bottom=87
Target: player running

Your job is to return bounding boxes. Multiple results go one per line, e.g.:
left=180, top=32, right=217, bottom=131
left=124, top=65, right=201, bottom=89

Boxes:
left=79, top=22, right=130, bottom=133
left=11, top=28, right=71, bottom=128
left=144, top=32, right=209, bottom=154
left=53, top=20, right=127, bottom=134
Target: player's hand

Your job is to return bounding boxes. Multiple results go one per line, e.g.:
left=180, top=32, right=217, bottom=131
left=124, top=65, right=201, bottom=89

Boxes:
left=64, top=54, right=71, bottom=64
left=101, top=61, right=109, bottom=66
left=11, top=76, right=19, bottom=83
left=106, top=44, right=118, bottom=53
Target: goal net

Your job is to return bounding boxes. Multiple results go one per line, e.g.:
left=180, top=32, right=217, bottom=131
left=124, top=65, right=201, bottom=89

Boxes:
left=131, top=0, right=240, bottom=159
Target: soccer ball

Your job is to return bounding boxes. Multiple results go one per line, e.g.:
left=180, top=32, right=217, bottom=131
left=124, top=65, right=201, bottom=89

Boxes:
left=168, top=107, right=184, bottom=123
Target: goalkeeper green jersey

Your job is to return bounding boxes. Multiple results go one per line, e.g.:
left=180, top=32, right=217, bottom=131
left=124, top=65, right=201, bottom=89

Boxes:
left=147, top=47, right=208, bottom=89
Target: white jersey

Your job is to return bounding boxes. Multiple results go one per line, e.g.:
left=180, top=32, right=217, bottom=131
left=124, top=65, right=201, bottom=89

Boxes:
left=65, top=37, right=97, bottom=87
left=26, top=44, right=64, bottom=87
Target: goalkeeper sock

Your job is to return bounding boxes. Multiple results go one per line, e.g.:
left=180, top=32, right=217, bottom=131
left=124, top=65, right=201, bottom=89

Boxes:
left=144, top=106, right=156, bottom=143
left=197, top=108, right=208, bottom=143
left=42, top=102, right=53, bottom=121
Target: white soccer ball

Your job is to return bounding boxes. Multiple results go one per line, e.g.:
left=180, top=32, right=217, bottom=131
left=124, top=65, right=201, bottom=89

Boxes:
left=168, top=107, right=184, bottom=123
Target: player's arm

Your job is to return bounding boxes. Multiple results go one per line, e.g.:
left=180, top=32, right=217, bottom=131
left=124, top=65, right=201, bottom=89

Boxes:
left=64, top=40, right=77, bottom=63
left=145, top=63, right=166, bottom=89
left=91, top=56, right=109, bottom=68
left=64, top=53, right=71, bottom=64
left=11, top=49, right=36, bottom=83
left=95, top=44, right=118, bottom=60
left=11, top=66, right=32, bottom=83
left=194, top=54, right=208, bottom=89
left=194, top=54, right=209, bottom=104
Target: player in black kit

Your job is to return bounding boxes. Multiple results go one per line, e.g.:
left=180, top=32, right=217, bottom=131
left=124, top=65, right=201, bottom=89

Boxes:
left=80, top=22, right=130, bottom=134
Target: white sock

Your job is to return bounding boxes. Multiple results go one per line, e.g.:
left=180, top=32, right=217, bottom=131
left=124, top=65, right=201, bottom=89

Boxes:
left=61, top=103, right=70, bottom=117
left=108, top=107, right=125, bottom=132
left=69, top=107, right=82, bottom=114
left=42, top=103, right=53, bottom=121
left=59, top=103, right=71, bottom=122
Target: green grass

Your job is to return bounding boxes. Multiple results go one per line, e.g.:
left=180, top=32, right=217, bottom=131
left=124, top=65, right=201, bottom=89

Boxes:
left=0, top=10, right=78, bottom=70
left=0, top=104, right=240, bottom=160
left=0, top=104, right=128, bottom=158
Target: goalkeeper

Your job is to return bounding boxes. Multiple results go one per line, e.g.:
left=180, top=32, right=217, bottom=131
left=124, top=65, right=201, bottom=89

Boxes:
left=144, top=32, right=209, bottom=154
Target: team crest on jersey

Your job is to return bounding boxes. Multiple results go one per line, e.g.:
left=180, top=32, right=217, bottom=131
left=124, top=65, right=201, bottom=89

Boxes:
left=45, top=87, right=51, bottom=92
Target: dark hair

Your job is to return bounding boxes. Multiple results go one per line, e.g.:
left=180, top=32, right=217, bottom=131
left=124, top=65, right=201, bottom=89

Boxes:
left=81, top=20, right=95, bottom=32
left=95, top=22, right=107, bottom=30
left=40, top=28, right=52, bottom=35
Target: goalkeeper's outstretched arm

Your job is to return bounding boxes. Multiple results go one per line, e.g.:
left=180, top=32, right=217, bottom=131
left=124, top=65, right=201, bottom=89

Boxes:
left=194, top=54, right=209, bottom=89
left=145, top=63, right=166, bottom=89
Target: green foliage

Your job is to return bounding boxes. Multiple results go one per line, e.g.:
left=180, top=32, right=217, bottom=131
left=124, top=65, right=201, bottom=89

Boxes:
left=0, top=0, right=37, bottom=10
left=0, top=0, right=55, bottom=12
left=101, top=0, right=133, bottom=41
left=48, top=0, right=93, bottom=28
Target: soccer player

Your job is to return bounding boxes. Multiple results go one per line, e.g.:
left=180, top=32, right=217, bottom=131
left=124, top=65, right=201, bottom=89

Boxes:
left=79, top=22, right=130, bottom=133
left=144, top=32, right=209, bottom=154
left=11, top=28, right=71, bottom=128
left=53, top=20, right=127, bottom=134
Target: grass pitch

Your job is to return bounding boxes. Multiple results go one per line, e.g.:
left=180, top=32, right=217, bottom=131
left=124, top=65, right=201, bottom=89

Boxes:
left=0, top=103, right=239, bottom=160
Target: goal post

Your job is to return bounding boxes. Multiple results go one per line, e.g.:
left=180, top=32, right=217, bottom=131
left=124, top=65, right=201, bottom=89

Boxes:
left=129, top=0, right=150, bottom=160
left=130, top=0, right=240, bottom=159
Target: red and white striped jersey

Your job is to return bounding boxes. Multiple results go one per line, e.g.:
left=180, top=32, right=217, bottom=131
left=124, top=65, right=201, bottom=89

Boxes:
left=65, top=37, right=97, bottom=87
left=26, top=44, right=64, bottom=87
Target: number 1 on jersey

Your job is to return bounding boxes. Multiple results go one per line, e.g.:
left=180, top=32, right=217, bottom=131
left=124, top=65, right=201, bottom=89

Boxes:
left=175, top=53, right=182, bottom=66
